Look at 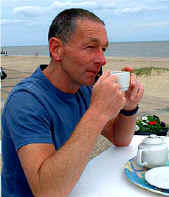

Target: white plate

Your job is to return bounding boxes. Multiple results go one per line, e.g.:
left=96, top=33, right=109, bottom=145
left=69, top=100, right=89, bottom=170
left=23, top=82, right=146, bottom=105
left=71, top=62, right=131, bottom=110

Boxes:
left=145, top=166, right=169, bottom=189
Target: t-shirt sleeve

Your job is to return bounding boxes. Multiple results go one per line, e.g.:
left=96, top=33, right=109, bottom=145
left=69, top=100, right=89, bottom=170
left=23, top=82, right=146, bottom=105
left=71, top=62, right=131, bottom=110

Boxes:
left=4, top=90, right=53, bottom=151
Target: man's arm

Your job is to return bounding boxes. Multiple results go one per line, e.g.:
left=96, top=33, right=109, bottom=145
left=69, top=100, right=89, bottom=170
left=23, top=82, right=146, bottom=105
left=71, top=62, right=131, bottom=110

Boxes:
left=102, top=112, right=137, bottom=146
left=18, top=72, right=126, bottom=197
left=18, top=107, right=108, bottom=197
left=102, top=70, right=144, bottom=146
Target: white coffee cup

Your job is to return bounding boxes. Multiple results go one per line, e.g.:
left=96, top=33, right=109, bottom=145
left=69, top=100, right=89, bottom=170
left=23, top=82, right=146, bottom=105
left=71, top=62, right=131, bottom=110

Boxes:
left=111, top=71, right=130, bottom=91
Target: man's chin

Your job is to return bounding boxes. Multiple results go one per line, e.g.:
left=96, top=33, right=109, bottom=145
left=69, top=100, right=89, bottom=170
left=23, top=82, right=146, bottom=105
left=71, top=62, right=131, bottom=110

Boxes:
left=83, top=78, right=95, bottom=86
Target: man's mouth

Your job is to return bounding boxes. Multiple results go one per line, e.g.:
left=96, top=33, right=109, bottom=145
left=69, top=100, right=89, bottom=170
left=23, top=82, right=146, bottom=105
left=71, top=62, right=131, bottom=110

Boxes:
left=87, top=70, right=98, bottom=75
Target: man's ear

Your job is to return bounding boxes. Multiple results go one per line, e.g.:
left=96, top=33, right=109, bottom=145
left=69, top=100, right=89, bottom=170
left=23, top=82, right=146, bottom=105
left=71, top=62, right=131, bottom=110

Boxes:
left=49, top=37, right=63, bottom=61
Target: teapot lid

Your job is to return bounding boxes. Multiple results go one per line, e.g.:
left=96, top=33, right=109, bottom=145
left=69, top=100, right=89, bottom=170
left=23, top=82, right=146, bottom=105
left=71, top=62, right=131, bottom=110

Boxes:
left=142, top=134, right=163, bottom=145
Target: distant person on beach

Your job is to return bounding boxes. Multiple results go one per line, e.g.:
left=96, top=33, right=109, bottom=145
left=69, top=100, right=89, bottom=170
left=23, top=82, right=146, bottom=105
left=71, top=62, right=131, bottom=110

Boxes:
left=0, top=49, right=8, bottom=55
left=0, top=67, right=7, bottom=80
left=1, top=8, right=144, bottom=197
left=1, top=48, right=5, bottom=55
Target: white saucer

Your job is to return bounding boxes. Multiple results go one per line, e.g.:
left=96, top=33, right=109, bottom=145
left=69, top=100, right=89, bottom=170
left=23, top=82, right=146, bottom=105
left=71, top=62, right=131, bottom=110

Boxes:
left=145, top=166, right=169, bottom=189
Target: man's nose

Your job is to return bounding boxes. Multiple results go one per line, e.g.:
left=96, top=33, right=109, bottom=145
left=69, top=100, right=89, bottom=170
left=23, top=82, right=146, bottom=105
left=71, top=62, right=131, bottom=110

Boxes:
left=94, top=49, right=106, bottom=66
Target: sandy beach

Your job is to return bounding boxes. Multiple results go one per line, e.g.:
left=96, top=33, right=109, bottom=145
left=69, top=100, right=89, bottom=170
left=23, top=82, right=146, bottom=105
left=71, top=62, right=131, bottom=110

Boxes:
left=1, top=55, right=169, bottom=159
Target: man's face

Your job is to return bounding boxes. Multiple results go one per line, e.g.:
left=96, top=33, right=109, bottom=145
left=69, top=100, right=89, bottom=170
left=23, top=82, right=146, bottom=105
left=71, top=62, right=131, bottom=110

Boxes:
left=61, top=19, right=108, bottom=87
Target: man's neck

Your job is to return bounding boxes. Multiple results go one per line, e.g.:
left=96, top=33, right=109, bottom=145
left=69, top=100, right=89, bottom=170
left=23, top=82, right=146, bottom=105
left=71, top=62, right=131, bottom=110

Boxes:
left=42, top=60, right=80, bottom=94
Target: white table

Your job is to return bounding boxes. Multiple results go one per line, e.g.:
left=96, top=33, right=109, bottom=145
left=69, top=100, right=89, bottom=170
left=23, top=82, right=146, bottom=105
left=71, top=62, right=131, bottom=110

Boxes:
left=70, top=135, right=169, bottom=197
left=0, top=140, right=1, bottom=195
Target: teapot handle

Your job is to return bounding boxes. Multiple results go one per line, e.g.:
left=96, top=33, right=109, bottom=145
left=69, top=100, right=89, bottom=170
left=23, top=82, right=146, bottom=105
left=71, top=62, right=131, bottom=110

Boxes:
left=136, top=149, right=148, bottom=167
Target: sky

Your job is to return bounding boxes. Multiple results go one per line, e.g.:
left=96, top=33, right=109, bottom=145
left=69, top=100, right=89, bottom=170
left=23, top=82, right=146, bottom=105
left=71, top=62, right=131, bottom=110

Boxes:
left=1, top=0, right=169, bottom=46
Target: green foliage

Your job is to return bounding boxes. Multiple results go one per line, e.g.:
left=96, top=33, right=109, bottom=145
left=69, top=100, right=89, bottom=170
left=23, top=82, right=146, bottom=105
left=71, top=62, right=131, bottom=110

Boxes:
left=136, top=115, right=168, bottom=134
left=133, top=67, right=169, bottom=76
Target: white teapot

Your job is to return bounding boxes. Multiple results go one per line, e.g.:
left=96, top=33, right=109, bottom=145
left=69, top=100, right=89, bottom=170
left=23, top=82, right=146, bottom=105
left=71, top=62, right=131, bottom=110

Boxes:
left=136, top=134, right=168, bottom=169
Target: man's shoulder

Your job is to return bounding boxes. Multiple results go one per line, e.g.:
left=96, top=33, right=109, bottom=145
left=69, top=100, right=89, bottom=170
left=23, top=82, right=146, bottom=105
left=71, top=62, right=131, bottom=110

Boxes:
left=9, top=77, right=41, bottom=98
left=3, top=73, right=45, bottom=113
left=9, top=65, right=46, bottom=98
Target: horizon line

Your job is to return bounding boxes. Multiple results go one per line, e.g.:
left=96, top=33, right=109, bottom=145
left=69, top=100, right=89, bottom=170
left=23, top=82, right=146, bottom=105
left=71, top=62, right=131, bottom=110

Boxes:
left=2, top=40, right=169, bottom=48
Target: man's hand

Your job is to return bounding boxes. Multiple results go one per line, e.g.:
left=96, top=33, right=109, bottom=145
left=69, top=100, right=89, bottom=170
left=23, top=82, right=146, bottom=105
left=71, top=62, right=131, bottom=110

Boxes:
left=91, top=71, right=126, bottom=121
left=121, top=67, right=144, bottom=110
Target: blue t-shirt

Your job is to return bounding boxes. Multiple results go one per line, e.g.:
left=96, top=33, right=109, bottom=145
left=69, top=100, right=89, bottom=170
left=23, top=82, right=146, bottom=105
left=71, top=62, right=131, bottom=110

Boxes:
left=1, top=65, right=92, bottom=197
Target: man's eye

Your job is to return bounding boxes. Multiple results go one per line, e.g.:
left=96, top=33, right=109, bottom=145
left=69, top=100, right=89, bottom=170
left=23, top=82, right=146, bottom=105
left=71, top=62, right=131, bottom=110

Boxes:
left=87, top=46, right=95, bottom=48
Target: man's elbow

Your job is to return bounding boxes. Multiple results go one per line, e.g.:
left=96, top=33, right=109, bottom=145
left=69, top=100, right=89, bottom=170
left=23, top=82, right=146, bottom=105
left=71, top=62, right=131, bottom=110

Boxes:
left=113, top=140, right=131, bottom=147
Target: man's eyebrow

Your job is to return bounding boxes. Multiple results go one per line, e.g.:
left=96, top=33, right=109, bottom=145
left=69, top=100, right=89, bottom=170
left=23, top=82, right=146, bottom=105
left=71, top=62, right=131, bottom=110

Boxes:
left=87, top=38, right=109, bottom=48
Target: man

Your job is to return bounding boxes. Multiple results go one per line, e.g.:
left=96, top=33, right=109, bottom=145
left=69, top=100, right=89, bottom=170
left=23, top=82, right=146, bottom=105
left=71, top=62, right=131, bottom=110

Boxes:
left=1, top=8, right=144, bottom=197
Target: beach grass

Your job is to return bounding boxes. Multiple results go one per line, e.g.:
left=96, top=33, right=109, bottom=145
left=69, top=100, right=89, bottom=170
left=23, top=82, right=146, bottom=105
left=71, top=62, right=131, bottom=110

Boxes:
left=133, top=67, right=169, bottom=76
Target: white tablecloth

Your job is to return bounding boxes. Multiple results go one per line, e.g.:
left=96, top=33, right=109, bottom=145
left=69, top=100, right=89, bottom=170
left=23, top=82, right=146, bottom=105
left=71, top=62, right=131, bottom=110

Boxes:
left=1, top=136, right=168, bottom=196
left=69, top=135, right=169, bottom=197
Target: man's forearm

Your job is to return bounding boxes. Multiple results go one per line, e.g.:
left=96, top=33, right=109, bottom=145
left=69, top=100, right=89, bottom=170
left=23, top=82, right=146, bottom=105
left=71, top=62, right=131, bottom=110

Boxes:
left=38, top=107, right=108, bottom=197
left=112, top=113, right=136, bottom=146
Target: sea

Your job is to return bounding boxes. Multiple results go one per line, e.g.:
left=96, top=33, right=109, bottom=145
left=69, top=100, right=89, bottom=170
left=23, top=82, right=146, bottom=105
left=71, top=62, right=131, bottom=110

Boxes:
left=1, top=41, right=169, bottom=58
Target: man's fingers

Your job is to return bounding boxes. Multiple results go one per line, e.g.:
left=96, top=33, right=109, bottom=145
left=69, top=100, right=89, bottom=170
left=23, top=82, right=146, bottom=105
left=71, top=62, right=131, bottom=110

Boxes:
left=98, top=71, right=118, bottom=82
left=131, top=83, right=144, bottom=101
left=130, top=73, right=137, bottom=88
left=99, top=71, right=110, bottom=81
left=96, top=71, right=119, bottom=88
left=121, top=67, right=134, bottom=73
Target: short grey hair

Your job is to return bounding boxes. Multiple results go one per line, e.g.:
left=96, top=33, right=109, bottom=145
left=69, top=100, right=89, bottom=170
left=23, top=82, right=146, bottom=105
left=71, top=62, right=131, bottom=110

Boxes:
left=48, top=8, right=105, bottom=43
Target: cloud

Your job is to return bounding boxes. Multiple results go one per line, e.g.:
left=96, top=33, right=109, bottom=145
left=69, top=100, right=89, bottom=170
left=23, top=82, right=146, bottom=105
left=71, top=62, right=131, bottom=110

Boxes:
left=159, top=0, right=169, bottom=2
left=14, top=6, right=45, bottom=17
left=50, top=0, right=116, bottom=10
left=12, top=0, right=168, bottom=18
left=114, top=6, right=166, bottom=14
left=0, top=18, right=26, bottom=25
left=135, top=21, right=169, bottom=27
left=13, top=0, right=117, bottom=18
